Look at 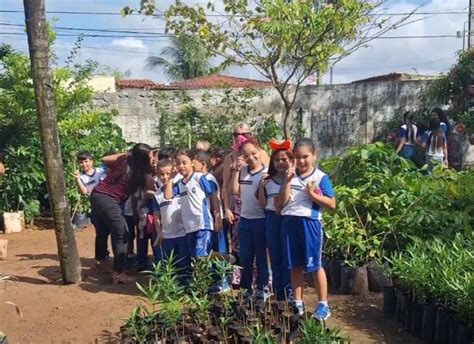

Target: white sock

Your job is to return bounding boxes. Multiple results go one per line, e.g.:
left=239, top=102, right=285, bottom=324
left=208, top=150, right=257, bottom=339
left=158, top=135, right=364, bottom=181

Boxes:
left=295, top=300, right=304, bottom=307
left=319, top=301, right=328, bottom=306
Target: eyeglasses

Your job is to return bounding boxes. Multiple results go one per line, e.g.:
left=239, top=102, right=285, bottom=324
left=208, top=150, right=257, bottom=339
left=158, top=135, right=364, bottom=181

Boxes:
left=232, top=132, right=252, bottom=138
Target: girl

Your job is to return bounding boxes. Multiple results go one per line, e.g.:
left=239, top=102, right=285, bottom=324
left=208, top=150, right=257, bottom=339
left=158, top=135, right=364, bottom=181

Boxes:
left=395, top=111, right=418, bottom=160
left=91, top=143, right=154, bottom=284
left=421, top=115, right=448, bottom=174
left=280, top=138, right=336, bottom=320
left=165, top=149, right=223, bottom=259
left=258, top=139, right=293, bottom=302
left=230, top=139, right=269, bottom=299
left=432, top=108, right=450, bottom=136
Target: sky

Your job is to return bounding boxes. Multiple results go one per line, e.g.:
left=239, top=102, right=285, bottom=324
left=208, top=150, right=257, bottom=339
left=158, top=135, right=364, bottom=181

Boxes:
left=0, top=0, right=469, bottom=85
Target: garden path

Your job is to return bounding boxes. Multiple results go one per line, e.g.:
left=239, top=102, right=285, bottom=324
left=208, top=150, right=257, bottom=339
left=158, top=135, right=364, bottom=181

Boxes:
left=0, top=227, right=419, bottom=343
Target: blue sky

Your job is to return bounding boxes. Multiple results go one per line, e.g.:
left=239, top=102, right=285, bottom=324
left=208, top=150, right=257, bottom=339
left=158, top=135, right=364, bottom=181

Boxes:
left=0, top=0, right=469, bottom=84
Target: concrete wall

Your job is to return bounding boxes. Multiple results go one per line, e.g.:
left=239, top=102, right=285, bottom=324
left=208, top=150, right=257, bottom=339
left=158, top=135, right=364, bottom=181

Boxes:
left=93, top=80, right=428, bottom=157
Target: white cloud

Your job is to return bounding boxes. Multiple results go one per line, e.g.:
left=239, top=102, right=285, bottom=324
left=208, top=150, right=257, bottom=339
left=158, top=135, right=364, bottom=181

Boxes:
left=111, top=38, right=148, bottom=50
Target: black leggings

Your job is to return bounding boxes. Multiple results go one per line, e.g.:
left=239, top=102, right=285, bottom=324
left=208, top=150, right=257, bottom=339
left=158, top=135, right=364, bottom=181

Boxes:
left=90, top=192, right=129, bottom=273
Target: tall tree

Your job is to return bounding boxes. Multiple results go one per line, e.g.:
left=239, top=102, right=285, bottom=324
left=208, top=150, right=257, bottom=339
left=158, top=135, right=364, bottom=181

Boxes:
left=126, top=0, right=416, bottom=138
left=146, top=34, right=213, bottom=80
left=23, top=0, right=81, bottom=283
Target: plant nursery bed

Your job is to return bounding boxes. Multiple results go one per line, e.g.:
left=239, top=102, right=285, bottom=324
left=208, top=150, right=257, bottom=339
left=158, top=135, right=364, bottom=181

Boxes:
left=0, top=227, right=419, bottom=343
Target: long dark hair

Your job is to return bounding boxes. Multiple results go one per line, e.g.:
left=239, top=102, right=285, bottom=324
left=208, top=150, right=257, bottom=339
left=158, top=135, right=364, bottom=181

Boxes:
left=403, top=111, right=415, bottom=143
left=293, top=138, right=316, bottom=154
left=428, top=115, right=445, bottom=151
left=432, top=108, right=449, bottom=133
left=128, top=143, right=152, bottom=195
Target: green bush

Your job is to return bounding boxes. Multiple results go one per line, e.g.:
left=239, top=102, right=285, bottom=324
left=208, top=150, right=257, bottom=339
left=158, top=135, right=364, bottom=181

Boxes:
left=0, top=44, right=127, bottom=221
left=322, top=143, right=474, bottom=266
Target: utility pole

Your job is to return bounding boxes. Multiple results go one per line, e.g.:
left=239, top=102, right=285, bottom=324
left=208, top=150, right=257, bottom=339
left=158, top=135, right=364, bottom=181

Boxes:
left=23, top=0, right=82, bottom=283
left=470, top=0, right=474, bottom=49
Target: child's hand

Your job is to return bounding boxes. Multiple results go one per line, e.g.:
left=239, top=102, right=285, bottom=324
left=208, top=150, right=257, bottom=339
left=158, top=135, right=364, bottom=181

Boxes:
left=306, top=181, right=322, bottom=195
left=73, top=170, right=81, bottom=180
left=260, top=173, right=270, bottom=187
left=285, top=167, right=296, bottom=181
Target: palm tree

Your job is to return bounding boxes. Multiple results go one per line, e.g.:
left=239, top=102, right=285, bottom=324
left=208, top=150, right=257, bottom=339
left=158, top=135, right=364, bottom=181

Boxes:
left=146, top=34, right=213, bottom=80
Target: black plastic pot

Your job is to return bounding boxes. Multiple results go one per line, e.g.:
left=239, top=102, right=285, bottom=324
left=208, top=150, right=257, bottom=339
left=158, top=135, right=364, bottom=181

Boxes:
left=367, top=261, right=391, bottom=292
left=448, top=315, right=459, bottom=344
left=351, top=266, right=369, bottom=295
left=434, top=308, right=450, bottom=344
left=457, top=322, right=473, bottom=344
left=399, top=293, right=409, bottom=326
left=329, top=258, right=343, bottom=291
left=405, top=294, right=413, bottom=333
left=383, top=286, right=396, bottom=319
left=421, top=303, right=436, bottom=343
left=340, top=266, right=355, bottom=295
left=410, top=301, right=424, bottom=338
left=394, top=290, right=403, bottom=323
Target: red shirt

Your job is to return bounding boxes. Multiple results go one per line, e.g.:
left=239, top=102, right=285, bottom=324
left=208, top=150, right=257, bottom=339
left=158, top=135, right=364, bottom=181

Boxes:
left=93, top=155, right=130, bottom=204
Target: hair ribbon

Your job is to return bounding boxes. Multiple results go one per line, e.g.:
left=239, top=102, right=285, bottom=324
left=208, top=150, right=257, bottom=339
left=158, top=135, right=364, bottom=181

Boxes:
left=269, top=139, right=292, bottom=152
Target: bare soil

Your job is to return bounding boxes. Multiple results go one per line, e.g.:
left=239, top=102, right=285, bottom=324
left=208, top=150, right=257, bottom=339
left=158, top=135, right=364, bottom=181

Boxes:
left=0, top=227, right=419, bottom=343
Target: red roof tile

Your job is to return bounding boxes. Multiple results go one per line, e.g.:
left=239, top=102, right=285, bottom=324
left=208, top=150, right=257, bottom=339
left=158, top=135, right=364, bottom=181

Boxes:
left=165, top=74, right=273, bottom=90
left=116, top=79, right=163, bottom=90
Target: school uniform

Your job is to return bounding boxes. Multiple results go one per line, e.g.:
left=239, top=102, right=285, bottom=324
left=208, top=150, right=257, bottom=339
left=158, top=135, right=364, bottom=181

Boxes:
left=152, top=182, right=189, bottom=271
left=174, top=172, right=217, bottom=258
left=281, top=168, right=335, bottom=273
left=422, top=130, right=446, bottom=173
left=264, top=177, right=291, bottom=300
left=79, top=167, right=106, bottom=195
left=239, top=166, right=269, bottom=292
left=398, top=124, right=418, bottom=160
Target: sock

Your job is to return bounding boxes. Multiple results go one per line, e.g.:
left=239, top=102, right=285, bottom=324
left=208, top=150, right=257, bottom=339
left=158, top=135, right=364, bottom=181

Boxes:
left=318, top=301, right=328, bottom=307
left=295, top=300, right=304, bottom=307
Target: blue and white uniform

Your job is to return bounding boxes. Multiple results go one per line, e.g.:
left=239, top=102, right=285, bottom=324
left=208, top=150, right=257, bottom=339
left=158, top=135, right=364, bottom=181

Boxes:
left=150, top=180, right=190, bottom=272
left=422, top=130, right=446, bottom=173
left=398, top=124, right=418, bottom=160
left=264, top=177, right=291, bottom=300
left=174, top=172, right=217, bottom=257
left=80, top=167, right=106, bottom=195
left=281, top=168, right=335, bottom=273
left=238, top=166, right=269, bottom=292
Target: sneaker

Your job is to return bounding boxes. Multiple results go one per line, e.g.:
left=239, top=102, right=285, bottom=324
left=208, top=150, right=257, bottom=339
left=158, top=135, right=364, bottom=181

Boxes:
left=294, top=301, right=305, bottom=316
left=208, top=279, right=231, bottom=294
left=255, top=288, right=272, bottom=302
left=312, top=303, right=331, bottom=321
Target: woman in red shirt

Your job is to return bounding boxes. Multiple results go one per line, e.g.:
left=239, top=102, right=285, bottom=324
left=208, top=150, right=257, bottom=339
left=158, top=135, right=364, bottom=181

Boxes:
left=91, top=143, right=154, bottom=284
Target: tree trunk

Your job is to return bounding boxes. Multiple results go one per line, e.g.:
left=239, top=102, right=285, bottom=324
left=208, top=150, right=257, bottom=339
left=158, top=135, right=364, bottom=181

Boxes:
left=23, top=0, right=82, bottom=283
left=283, top=106, right=291, bottom=139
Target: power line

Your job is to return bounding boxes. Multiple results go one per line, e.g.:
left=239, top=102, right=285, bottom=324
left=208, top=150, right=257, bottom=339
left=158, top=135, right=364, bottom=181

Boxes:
left=0, top=8, right=468, bottom=17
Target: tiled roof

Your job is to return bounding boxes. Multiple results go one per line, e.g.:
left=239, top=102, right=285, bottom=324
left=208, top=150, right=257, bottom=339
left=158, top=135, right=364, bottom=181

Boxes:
left=352, top=73, right=438, bottom=83
left=116, top=79, right=163, bottom=90
left=166, top=74, right=273, bottom=90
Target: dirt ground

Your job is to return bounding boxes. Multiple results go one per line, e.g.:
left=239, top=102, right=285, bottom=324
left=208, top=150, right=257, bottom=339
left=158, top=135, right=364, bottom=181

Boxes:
left=0, top=227, right=419, bottom=343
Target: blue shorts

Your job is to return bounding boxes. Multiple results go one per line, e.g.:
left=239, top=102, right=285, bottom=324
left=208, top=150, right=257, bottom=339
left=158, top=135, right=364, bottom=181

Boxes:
left=399, top=144, right=414, bottom=160
left=186, top=230, right=212, bottom=258
left=282, top=216, right=323, bottom=273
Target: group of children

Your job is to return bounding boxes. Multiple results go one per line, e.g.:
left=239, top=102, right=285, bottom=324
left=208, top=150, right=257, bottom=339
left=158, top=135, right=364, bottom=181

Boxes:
left=75, top=134, right=336, bottom=321
left=395, top=108, right=450, bottom=172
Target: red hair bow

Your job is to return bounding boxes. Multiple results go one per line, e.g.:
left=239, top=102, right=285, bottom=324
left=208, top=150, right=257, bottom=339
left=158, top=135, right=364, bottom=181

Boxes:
left=269, top=139, right=292, bottom=152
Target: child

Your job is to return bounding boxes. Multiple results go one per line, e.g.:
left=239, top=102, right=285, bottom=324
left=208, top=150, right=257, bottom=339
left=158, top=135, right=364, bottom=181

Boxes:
left=193, top=150, right=227, bottom=255
left=258, top=139, right=293, bottom=302
left=280, top=138, right=336, bottom=320
left=230, top=139, right=269, bottom=300
left=165, top=149, right=223, bottom=259
left=74, top=151, right=106, bottom=196
left=421, top=115, right=448, bottom=174
left=152, top=159, right=189, bottom=277
left=395, top=111, right=418, bottom=160
left=74, top=151, right=107, bottom=269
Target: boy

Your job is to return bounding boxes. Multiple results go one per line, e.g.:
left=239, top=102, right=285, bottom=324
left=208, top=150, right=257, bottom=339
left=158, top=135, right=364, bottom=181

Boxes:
left=151, top=159, right=189, bottom=281
left=74, top=151, right=106, bottom=195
